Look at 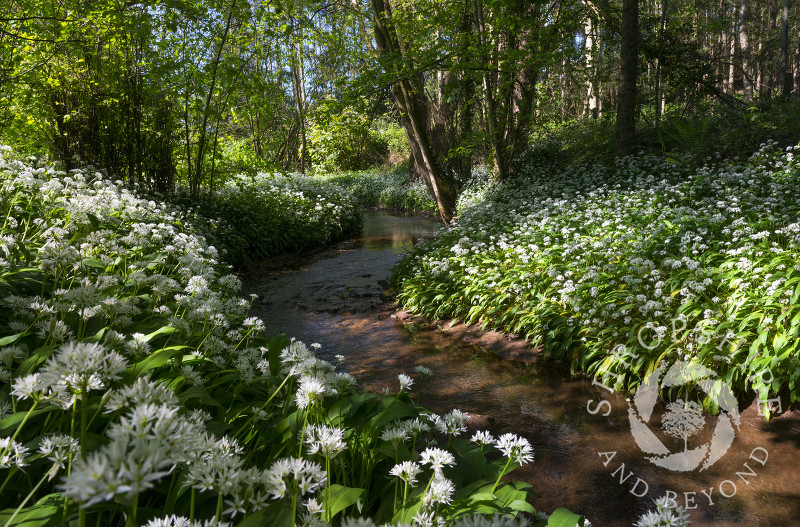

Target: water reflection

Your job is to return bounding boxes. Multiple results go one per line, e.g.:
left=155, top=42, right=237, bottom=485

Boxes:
left=242, top=209, right=800, bottom=527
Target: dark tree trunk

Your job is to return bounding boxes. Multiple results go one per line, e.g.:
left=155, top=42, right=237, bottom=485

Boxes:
left=738, top=0, right=753, bottom=103
left=369, top=0, right=457, bottom=223
left=615, top=0, right=638, bottom=156
left=781, top=0, right=792, bottom=96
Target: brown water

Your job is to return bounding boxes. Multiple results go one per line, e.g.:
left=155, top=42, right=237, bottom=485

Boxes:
left=243, top=210, right=800, bottom=527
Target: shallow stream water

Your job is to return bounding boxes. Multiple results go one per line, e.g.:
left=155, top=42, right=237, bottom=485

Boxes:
left=243, top=210, right=800, bottom=527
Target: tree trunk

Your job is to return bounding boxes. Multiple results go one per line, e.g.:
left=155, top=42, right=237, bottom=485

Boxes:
left=616, top=0, right=638, bottom=156
left=780, top=0, right=791, bottom=96
left=192, top=0, right=236, bottom=197
left=762, top=1, right=778, bottom=99
left=473, top=0, right=507, bottom=180
left=654, top=0, right=668, bottom=126
left=369, top=0, right=457, bottom=223
left=728, top=13, right=736, bottom=95
left=585, top=15, right=599, bottom=118
left=738, top=0, right=753, bottom=102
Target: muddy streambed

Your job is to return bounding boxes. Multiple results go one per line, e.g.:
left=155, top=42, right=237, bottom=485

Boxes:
left=243, top=210, right=800, bottom=527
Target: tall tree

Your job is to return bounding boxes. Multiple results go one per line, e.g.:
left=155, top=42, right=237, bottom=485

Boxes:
left=780, top=0, right=792, bottom=95
left=369, top=0, right=458, bottom=223
left=616, top=0, right=639, bottom=155
left=738, top=0, right=754, bottom=102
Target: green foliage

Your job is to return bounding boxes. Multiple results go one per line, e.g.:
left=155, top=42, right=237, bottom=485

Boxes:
left=392, top=143, right=800, bottom=405
left=307, top=99, right=391, bottom=172
left=0, top=150, right=581, bottom=526
left=648, top=99, right=800, bottom=163
left=320, top=169, right=438, bottom=213
left=167, top=171, right=362, bottom=268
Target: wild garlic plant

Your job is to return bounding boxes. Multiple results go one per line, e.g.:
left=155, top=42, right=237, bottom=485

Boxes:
left=393, top=143, right=800, bottom=406
left=0, top=149, right=582, bottom=526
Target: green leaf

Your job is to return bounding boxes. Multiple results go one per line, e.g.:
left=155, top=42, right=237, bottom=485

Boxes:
left=178, top=385, right=223, bottom=409
left=238, top=500, right=293, bottom=527
left=545, top=507, right=585, bottom=527
left=0, top=493, right=64, bottom=527
left=0, top=333, right=22, bottom=346
left=323, top=484, right=365, bottom=519
left=268, top=334, right=290, bottom=376
left=86, top=212, right=101, bottom=229
left=125, top=345, right=188, bottom=377
left=0, top=407, right=58, bottom=434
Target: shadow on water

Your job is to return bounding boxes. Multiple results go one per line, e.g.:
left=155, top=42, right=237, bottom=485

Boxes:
left=243, top=210, right=800, bottom=527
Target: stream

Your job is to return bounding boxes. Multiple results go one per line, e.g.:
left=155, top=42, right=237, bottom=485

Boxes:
left=243, top=210, right=800, bottom=527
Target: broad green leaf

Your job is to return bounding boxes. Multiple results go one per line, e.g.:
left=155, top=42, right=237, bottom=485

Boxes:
left=545, top=507, right=585, bottom=527
left=0, top=493, right=63, bottom=527
left=323, top=484, right=365, bottom=519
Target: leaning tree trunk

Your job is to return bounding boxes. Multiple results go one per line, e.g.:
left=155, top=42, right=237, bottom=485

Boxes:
left=369, top=0, right=457, bottom=223
left=615, top=0, right=638, bottom=156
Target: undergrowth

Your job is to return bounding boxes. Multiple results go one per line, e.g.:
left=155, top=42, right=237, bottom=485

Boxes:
left=393, top=142, right=800, bottom=406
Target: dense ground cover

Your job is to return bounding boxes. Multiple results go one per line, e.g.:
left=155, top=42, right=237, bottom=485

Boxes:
left=393, top=142, right=800, bottom=405
left=320, top=169, right=438, bottom=214
left=168, top=172, right=363, bottom=268
left=0, top=149, right=584, bottom=526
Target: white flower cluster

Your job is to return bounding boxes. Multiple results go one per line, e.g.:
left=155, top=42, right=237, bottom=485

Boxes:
left=634, top=496, right=691, bottom=527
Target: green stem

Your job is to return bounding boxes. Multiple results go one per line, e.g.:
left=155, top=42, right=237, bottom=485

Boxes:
left=2, top=472, right=47, bottom=527
left=325, top=456, right=331, bottom=522
left=189, top=488, right=196, bottom=523
left=490, top=457, right=512, bottom=494
left=233, top=372, right=292, bottom=438
left=215, top=493, right=223, bottom=525
left=125, top=498, right=137, bottom=527
left=80, top=391, right=88, bottom=460
left=0, top=397, right=39, bottom=461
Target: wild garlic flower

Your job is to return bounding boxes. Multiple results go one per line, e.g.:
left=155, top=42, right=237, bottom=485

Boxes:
left=10, top=373, right=46, bottom=400
left=305, top=424, right=346, bottom=459
left=64, top=403, right=205, bottom=506
left=305, top=497, right=324, bottom=515
left=414, top=365, right=433, bottom=377
left=494, top=433, right=534, bottom=466
left=144, top=516, right=231, bottom=527
left=380, top=424, right=410, bottom=445
left=39, top=434, right=80, bottom=479
left=451, top=514, right=532, bottom=527
left=470, top=431, right=495, bottom=446
left=263, top=457, right=326, bottom=500
left=104, top=377, right=179, bottom=413
left=389, top=461, right=422, bottom=487
left=0, top=437, right=29, bottom=469
left=419, top=447, right=455, bottom=473
left=0, top=345, right=25, bottom=367
left=128, top=333, right=151, bottom=356
left=402, top=417, right=431, bottom=437
left=411, top=509, right=436, bottom=527
left=633, top=496, right=691, bottom=527
left=398, top=373, right=414, bottom=392
left=296, top=375, right=330, bottom=409
left=242, top=316, right=265, bottom=333
left=422, top=475, right=455, bottom=508
left=0, top=400, right=11, bottom=419
left=40, top=341, right=128, bottom=399
left=435, top=409, right=468, bottom=436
